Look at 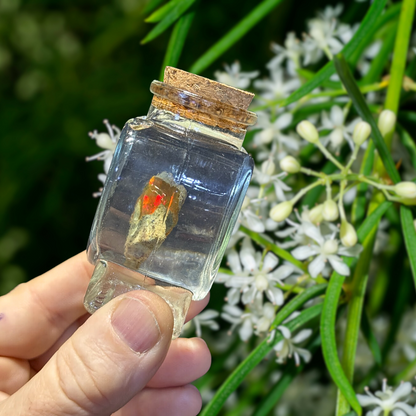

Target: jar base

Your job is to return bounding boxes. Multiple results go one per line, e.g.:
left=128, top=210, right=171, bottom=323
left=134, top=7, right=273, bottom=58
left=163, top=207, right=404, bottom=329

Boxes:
left=84, top=259, right=192, bottom=339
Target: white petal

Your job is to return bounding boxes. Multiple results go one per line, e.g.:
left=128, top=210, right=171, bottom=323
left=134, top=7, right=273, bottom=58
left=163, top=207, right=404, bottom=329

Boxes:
left=242, top=285, right=257, bottom=304
left=338, top=244, right=363, bottom=257
left=272, top=264, right=295, bottom=281
left=244, top=211, right=266, bottom=233
left=239, top=318, right=253, bottom=341
left=197, top=309, right=219, bottom=320
left=222, top=304, right=244, bottom=318
left=291, top=245, right=316, bottom=260
left=327, top=255, right=350, bottom=276
left=274, top=339, right=284, bottom=352
left=391, top=382, right=413, bottom=401
left=267, top=286, right=284, bottom=305
left=275, top=226, right=297, bottom=238
left=304, top=222, right=325, bottom=245
left=216, top=273, right=231, bottom=283
left=240, top=238, right=257, bottom=271
left=263, top=252, right=279, bottom=271
left=227, top=288, right=241, bottom=305
left=330, top=105, right=344, bottom=126
left=227, top=249, right=242, bottom=273
left=356, top=394, right=380, bottom=407
left=277, top=325, right=291, bottom=339
left=295, top=347, right=312, bottom=363
left=275, top=112, right=293, bottom=130
left=308, top=255, right=325, bottom=278
left=392, top=409, right=407, bottom=416
left=292, top=328, right=313, bottom=343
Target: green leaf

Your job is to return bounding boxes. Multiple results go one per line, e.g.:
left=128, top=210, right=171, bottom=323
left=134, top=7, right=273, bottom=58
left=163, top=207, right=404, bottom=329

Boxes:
left=159, top=10, right=195, bottom=80
left=400, top=205, right=416, bottom=290
left=199, top=289, right=326, bottom=416
left=356, top=201, right=392, bottom=242
left=351, top=142, right=375, bottom=226
left=397, top=124, right=416, bottom=171
left=189, top=0, right=284, bottom=74
left=143, top=0, right=166, bottom=16
left=252, top=335, right=321, bottom=416
left=361, top=22, right=397, bottom=84
left=322, top=273, right=362, bottom=415
left=280, top=0, right=388, bottom=108
left=146, top=0, right=181, bottom=22
left=333, top=54, right=401, bottom=184
left=240, top=226, right=307, bottom=272
left=361, top=310, right=382, bottom=366
left=141, top=0, right=196, bottom=44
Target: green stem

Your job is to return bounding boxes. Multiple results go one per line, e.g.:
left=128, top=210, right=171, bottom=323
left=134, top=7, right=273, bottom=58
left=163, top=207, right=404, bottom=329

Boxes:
left=315, top=141, right=346, bottom=171
left=291, top=179, right=325, bottom=204
left=384, top=0, right=416, bottom=148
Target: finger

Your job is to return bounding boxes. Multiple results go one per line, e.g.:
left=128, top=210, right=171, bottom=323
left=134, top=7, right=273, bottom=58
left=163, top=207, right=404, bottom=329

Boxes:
left=185, top=294, right=210, bottom=323
left=30, top=292, right=209, bottom=370
left=0, top=392, right=9, bottom=402
left=147, top=338, right=211, bottom=388
left=114, top=385, right=202, bottom=416
left=0, top=252, right=93, bottom=358
left=0, top=290, right=174, bottom=416
left=0, top=357, right=31, bottom=395
left=0, top=251, right=209, bottom=359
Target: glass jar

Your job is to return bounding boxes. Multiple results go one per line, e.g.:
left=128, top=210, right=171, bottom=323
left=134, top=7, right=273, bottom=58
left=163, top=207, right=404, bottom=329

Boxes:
left=84, top=67, right=257, bottom=337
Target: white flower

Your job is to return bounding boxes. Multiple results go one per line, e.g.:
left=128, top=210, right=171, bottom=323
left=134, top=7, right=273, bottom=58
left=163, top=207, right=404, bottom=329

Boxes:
left=221, top=304, right=256, bottom=341
left=236, top=195, right=266, bottom=233
left=217, top=237, right=295, bottom=305
left=86, top=119, right=120, bottom=174
left=253, top=111, right=294, bottom=146
left=254, top=66, right=301, bottom=102
left=183, top=309, right=219, bottom=338
left=291, top=223, right=362, bottom=278
left=214, top=61, right=259, bottom=89
left=272, top=325, right=312, bottom=366
left=267, top=32, right=303, bottom=76
left=320, top=105, right=360, bottom=153
left=253, top=157, right=292, bottom=202
left=357, top=380, right=416, bottom=416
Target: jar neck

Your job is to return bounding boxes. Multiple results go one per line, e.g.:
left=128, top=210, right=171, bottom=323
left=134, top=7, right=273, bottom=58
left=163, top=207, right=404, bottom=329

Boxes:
left=149, top=80, right=257, bottom=150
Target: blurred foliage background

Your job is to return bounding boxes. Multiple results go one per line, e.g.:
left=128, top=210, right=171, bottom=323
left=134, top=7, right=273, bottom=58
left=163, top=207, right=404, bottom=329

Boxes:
left=0, top=0, right=361, bottom=294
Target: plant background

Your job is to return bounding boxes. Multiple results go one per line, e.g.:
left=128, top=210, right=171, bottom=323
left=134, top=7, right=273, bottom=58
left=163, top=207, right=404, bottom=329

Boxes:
left=0, top=0, right=367, bottom=292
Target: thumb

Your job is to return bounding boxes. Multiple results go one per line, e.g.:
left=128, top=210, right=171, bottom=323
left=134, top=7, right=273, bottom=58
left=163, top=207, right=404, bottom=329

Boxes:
left=2, top=290, right=174, bottom=416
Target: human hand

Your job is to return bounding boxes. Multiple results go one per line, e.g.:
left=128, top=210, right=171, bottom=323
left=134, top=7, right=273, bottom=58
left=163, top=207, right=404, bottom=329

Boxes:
left=0, top=252, right=211, bottom=416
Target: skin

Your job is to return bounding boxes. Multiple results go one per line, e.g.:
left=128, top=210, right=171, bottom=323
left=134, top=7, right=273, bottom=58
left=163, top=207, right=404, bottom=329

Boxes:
left=0, top=252, right=211, bottom=416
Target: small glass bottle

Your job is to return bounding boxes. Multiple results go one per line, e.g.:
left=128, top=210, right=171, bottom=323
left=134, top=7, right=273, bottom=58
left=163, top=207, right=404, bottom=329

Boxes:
left=84, top=67, right=257, bottom=337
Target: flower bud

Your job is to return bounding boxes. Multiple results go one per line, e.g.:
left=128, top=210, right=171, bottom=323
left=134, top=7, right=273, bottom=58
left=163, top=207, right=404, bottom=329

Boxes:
left=352, top=121, right=371, bottom=146
left=322, top=200, right=339, bottom=222
left=261, top=158, right=275, bottom=176
left=322, top=239, right=339, bottom=255
left=340, top=221, right=358, bottom=247
left=270, top=201, right=293, bottom=223
left=394, top=181, right=416, bottom=199
left=378, top=110, right=396, bottom=137
left=280, top=156, right=300, bottom=173
left=309, top=204, right=324, bottom=224
left=296, top=120, right=319, bottom=144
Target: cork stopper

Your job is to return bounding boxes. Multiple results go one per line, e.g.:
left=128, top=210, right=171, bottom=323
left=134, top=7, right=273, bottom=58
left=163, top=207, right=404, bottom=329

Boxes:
left=163, top=66, right=254, bottom=110
left=149, top=66, right=257, bottom=147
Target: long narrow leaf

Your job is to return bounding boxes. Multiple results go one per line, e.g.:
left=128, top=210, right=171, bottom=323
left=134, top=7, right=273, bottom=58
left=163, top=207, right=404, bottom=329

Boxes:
left=189, top=0, right=284, bottom=74
left=400, top=205, right=416, bottom=290
left=397, top=124, right=416, bottom=170
left=159, top=10, right=195, bottom=80
left=240, top=226, right=307, bottom=272
left=361, top=310, right=382, bottom=366
left=141, top=0, right=196, bottom=44
left=279, top=0, right=387, bottom=108
left=143, top=0, right=166, bottom=16
left=146, top=0, right=180, bottom=22
left=199, top=287, right=326, bottom=416
left=356, top=201, right=392, bottom=242
left=334, top=54, right=401, bottom=184
left=252, top=335, right=321, bottom=416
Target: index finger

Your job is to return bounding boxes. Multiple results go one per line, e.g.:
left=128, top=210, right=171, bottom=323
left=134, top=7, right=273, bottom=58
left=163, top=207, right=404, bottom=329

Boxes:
left=0, top=252, right=208, bottom=359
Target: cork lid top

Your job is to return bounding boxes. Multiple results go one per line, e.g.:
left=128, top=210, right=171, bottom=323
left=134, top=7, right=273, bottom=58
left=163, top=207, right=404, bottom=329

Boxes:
left=163, top=66, right=254, bottom=110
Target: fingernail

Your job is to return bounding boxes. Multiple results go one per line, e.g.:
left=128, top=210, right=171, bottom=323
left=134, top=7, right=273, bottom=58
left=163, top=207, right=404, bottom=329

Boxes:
left=111, top=297, right=161, bottom=353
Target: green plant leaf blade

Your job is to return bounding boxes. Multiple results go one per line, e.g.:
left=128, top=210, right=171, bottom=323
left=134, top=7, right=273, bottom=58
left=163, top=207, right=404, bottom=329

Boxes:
left=146, top=0, right=179, bottom=22
left=361, top=309, right=382, bottom=366
left=141, top=0, right=196, bottom=44
left=333, top=53, right=400, bottom=184
left=280, top=0, right=387, bottom=108
left=199, top=287, right=326, bottom=416
left=189, top=0, right=284, bottom=74
left=400, top=205, right=416, bottom=290
left=159, top=10, right=195, bottom=80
